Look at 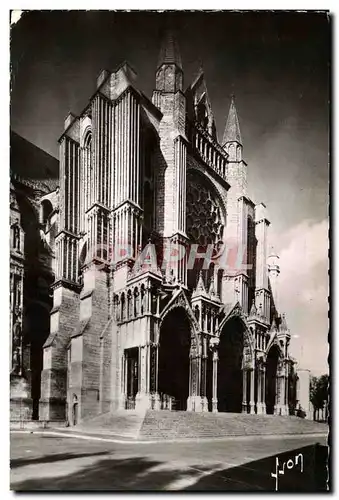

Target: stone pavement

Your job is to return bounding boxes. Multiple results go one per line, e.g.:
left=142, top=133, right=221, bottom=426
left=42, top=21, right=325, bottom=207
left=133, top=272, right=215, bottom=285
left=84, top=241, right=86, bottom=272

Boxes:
left=10, top=432, right=328, bottom=491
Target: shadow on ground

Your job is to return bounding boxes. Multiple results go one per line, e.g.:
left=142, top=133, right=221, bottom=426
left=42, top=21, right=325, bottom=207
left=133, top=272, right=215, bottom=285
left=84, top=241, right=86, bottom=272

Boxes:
left=11, top=443, right=328, bottom=492
left=11, top=451, right=109, bottom=469
left=186, top=444, right=329, bottom=492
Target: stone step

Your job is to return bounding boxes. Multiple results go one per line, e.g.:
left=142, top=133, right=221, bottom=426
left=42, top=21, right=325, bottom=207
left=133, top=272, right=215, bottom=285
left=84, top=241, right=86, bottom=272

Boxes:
left=73, top=409, right=327, bottom=440
left=75, top=409, right=146, bottom=437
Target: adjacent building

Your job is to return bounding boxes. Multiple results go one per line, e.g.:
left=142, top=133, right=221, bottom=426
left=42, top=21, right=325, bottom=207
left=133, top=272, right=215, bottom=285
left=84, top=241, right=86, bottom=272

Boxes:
left=10, top=132, right=58, bottom=419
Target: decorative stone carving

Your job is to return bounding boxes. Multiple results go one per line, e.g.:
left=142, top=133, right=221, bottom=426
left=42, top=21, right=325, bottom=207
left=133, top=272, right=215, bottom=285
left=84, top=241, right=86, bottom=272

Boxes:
left=186, top=171, right=224, bottom=248
left=150, top=344, right=157, bottom=393
left=190, top=336, right=198, bottom=358
left=209, top=336, right=220, bottom=352
left=12, top=347, right=21, bottom=375
left=160, top=290, right=200, bottom=333
left=13, top=322, right=21, bottom=349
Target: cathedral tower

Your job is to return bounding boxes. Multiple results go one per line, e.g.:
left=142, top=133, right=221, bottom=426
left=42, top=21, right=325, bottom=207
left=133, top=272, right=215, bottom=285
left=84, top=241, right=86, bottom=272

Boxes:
left=221, top=96, right=252, bottom=313
left=223, top=96, right=247, bottom=212
left=152, top=28, right=187, bottom=285
left=268, top=247, right=280, bottom=315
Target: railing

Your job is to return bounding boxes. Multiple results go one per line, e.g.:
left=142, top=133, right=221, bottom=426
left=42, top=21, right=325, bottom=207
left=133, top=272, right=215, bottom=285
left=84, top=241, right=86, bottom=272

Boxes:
left=193, top=123, right=228, bottom=182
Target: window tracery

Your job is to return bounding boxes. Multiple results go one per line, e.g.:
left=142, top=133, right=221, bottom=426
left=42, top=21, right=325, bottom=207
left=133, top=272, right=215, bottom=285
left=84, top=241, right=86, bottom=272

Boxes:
left=186, top=172, right=224, bottom=248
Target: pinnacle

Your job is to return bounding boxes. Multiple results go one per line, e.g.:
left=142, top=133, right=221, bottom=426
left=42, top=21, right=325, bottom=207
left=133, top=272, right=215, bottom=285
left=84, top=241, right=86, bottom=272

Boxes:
left=209, top=277, right=218, bottom=300
left=192, top=271, right=209, bottom=299
left=249, top=299, right=257, bottom=317
left=157, top=28, right=182, bottom=71
left=196, top=271, right=206, bottom=293
left=270, top=316, right=278, bottom=332
left=222, top=95, right=242, bottom=146
left=280, top=313, right=288, bottom=332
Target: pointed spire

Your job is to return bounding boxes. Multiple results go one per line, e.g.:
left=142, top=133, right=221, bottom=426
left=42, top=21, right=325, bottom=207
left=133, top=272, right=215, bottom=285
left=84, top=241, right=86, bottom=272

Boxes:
left=280, top=313, right=288, bottom=332
left=196, top=271, right=206, bottom=293
left=209, top=276, right=219, bottom=301
left=192, top=271, right=209, bottom=299
left=222, top=95, right=242, bottom=146
left=258, top=302, right=264, bottom=318
left=270, top=316, right=278, bottom=332
left=249, top=299, right=257, bottom=317
left=157, top=28, right=182, bottom=71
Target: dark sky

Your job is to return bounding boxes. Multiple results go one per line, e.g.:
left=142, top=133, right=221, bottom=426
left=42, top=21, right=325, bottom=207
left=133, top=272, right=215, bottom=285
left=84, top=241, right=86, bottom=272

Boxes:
left=10, top=11, right=329, bottom=230
left=10, top=10, right=330, bottom=373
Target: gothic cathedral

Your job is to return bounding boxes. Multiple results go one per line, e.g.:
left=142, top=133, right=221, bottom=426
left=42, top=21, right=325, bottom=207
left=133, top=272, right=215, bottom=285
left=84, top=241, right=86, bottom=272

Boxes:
left=37, top=30, right=295, bottom=423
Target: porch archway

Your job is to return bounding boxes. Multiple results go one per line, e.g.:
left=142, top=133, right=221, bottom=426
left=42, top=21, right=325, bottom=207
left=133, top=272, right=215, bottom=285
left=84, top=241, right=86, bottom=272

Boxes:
left=217, top=316, right=249, bottom=413
left=158, top=307, right=192, bottom=410
left=266, top=345, right=280, bottom=414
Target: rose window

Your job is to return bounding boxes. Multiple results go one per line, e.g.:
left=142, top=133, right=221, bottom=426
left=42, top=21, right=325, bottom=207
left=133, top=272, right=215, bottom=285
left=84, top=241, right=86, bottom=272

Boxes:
left=186, top=172, right=225, bottom=249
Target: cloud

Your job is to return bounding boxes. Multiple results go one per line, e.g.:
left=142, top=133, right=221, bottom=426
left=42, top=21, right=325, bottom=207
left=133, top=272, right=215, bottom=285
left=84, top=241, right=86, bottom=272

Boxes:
left=272, top=219, right=329, bottom=375
left=279, top=219, right=328, bottom=277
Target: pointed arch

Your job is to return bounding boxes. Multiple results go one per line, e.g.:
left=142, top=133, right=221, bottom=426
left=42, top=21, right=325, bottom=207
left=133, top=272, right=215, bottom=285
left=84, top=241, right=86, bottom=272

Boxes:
left=159, top=289, right=199, bottom=342
left=265, top=334, right=285, bottom=360
left=217, top=302, right=255, bottom=366
left=158, top=301, right=193, bottom=411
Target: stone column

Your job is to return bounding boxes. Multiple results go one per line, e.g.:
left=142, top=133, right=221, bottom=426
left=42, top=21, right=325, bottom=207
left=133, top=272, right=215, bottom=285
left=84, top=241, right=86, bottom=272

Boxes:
left=200, top=339, right=208, bottom=413
left=285, top=374, right=289, bottom=415
left=135, top=343, right=155, bottom=412
left=120, top=354, right=127, bottom=410
left=274, top=376, right=281, bottom=415
left=280, top=375, right=285, bottom=414
left=209, top=337, right=219, bottom=413
left=262, top=367, right=267, bottom=414
left=212, top=349, right=219, bottom=413
left=187, top=333, right=206, bottom=412
left=187, top=355, right=201, bottom=411
left=242, top=368, right=248, bottom=413
left=249, top=368, right=255, bottom=414
left=257, top=366, right=263, bottom=414
left=150, top=343, right=160, bottom=410
left=135, top=344, right=146, bottom=411
left=280, top=366, right=289, bottom=416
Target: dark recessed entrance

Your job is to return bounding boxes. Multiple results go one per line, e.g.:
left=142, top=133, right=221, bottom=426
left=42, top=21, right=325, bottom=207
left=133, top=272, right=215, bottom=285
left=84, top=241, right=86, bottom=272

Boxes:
left=266, top=345, right=279, bottom=414
left=218, top=317, right=244, bottom=413
left=158, top=308, right=191, bottom=411
left=125, top=347, right=139, bottom=409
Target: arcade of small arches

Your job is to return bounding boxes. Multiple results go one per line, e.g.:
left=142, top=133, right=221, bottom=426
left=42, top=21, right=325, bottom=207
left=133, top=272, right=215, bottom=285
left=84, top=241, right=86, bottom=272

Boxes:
left=118, top=296, right=291, bottom=416
left=113, top=281, right=159, bottom=324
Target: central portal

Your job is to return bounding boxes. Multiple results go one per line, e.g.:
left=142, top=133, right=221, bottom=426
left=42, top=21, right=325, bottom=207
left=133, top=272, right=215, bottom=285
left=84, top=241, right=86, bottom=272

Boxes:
left=218, top=317, right=245, bottom=413
left=266, top=345, right=279, bottom=414
left=158, top=308, right=191, bottom=411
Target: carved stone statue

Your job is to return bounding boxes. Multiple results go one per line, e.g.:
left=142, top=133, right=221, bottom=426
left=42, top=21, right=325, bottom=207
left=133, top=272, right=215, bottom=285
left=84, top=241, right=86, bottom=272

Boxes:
left=12, top=322, right=21, bottom=349
left=12, top=347, right=21, bottom=375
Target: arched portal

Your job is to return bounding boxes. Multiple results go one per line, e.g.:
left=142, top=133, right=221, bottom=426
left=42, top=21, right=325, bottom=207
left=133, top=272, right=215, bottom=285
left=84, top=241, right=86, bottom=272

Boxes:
left=158, top=307, right=191, bottom=410
left=218, top=317, right=245, bottom=412
left=266, top=345, right=280, bottom=414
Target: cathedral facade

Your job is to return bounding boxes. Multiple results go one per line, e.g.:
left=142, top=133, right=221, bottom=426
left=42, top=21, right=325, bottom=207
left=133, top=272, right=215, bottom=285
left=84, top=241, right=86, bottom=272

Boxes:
left=37, top=31, right=295, bottom=424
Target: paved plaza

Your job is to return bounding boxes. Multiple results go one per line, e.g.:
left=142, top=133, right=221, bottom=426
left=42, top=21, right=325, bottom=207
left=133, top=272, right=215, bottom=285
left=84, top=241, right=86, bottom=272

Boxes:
left=10, top=432, right=327, bottom=491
